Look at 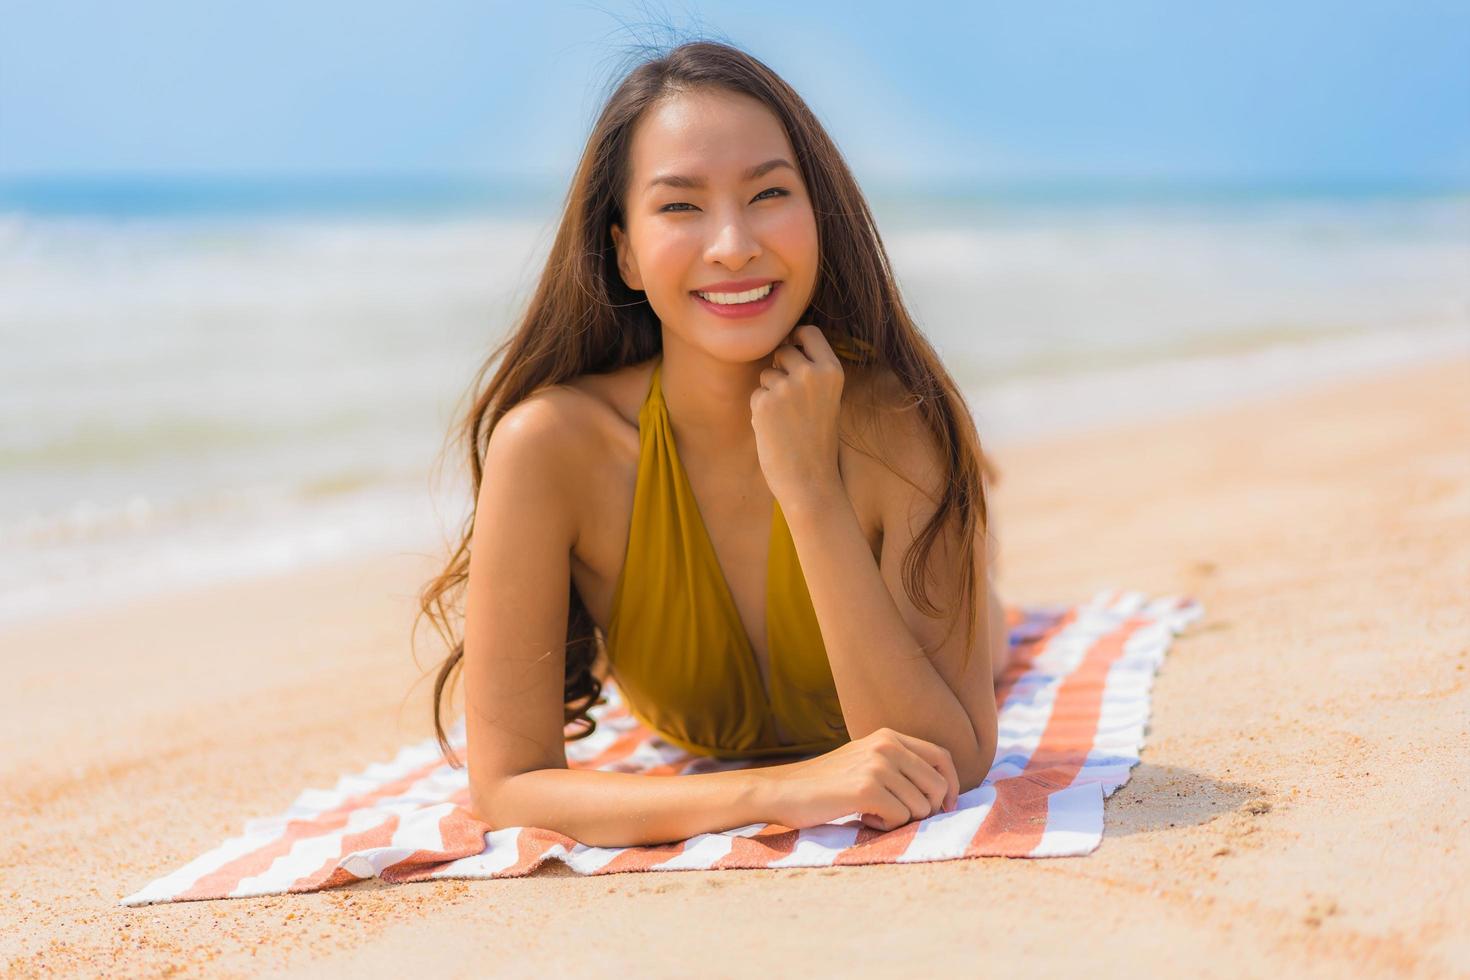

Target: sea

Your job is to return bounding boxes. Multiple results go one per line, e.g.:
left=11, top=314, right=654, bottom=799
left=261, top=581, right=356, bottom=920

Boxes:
left=2, top=175, right=1467, bottom=626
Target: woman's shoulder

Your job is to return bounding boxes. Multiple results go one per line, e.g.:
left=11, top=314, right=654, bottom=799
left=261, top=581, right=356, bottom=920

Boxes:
left=506, top=358, right=651, bottom=432
left=556, top=357, right=659, bottom=432
left=835, top=360, right=956, bottom=519
left=842, top=358, right=905, bottom=404
left=484, top=362, right=654, bottom=549
left=495, top=360, right=653, bottom=486
left=837, top=359, right=915, bottom=447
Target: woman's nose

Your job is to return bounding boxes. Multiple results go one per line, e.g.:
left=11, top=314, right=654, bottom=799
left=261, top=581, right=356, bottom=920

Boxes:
left=703, top=211, right=760, bottom=269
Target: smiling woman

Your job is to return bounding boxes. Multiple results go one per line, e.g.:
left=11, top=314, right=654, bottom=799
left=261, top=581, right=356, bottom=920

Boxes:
left=414, top=38, right=1004, bottom=848
left=608, top=88, right=819, bottom=365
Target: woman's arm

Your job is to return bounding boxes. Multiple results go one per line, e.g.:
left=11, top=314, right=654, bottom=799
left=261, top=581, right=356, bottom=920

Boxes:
left=781, top=485, right=996, bottom=792
left=777, top=386, right=1000, bottom=793
left=753, top=334, right=998, bottom=793
left=479, top=766, right=769, bottom=848
left=462, top=390, right=774, bottom=846
left=460, top=385, right=968, bottom=847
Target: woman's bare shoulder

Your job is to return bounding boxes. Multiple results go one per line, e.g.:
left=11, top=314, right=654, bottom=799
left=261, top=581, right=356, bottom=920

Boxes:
left=555, top=358, right=658, bottom=432
left=838, top=360, right=914, bottom=447
left=501, top=360, right=652, bottom=444
left=480, top=363, right=653, bottom=553
left=488, top=360, right=654, bottom=512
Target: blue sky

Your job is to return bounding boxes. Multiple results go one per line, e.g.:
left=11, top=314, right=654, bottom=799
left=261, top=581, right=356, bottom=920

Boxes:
left=1, top=0, right=1467, bottom=185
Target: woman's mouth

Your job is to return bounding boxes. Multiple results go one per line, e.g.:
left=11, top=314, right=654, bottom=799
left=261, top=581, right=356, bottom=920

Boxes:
left=690, top=280, right=782, bottom=319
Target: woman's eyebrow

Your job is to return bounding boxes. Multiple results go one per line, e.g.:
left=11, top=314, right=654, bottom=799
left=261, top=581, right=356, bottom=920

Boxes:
left=644, top=158, right=795, bottom=192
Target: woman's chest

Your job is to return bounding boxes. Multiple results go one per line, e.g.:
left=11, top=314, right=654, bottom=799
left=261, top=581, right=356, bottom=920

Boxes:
left=568, top=420, right=885, bottom=666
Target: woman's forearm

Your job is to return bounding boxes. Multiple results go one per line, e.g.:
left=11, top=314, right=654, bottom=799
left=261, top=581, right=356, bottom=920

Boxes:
left=474, top=765, right=773, bottom=849
left=780, top=486, right=989, bottom=788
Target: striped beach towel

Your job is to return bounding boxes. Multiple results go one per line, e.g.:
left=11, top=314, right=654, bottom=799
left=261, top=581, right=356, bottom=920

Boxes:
left=120, top=589, right=1202, bottom=906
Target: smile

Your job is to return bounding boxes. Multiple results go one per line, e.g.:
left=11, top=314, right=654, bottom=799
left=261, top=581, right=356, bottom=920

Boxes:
left=690, top=280, right=782, bottom=319
left=694, top=283, right=775, bottom=304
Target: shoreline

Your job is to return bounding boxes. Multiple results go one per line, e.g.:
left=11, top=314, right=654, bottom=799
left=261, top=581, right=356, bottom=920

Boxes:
left=5, top=321, right=1465, bottom=634
left=3, top=354, right=1467, bottom=975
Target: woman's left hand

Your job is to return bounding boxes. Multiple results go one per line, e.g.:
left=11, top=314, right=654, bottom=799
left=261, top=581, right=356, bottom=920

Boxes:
left=750, top=324, right=846, bottom=509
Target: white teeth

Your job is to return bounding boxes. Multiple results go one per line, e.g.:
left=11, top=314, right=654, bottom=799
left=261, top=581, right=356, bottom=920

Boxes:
left=695, top=283, right=774, bottom=305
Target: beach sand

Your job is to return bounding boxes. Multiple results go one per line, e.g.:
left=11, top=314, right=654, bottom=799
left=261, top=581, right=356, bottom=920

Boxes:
left=2, top=356, right=1466, bottom=977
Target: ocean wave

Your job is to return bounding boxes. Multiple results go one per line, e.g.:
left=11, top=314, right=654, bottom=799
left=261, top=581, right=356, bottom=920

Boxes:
left=2, top=191, right=1466, bottom=626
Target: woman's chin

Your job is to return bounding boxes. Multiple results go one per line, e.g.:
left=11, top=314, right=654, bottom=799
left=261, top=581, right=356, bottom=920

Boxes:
left=663, top=319, right=795, bottom=362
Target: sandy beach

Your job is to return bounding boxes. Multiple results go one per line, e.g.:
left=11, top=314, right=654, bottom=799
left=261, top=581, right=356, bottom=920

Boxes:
left=3, top=355, right=1466, bottom=977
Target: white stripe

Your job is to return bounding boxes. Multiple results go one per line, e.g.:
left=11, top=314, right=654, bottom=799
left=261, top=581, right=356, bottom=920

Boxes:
left=428, top=826, right=534, bottom=877
left=898, top=785, right=998, bottom=862
left=119, top=824, right=288, bottom=906
left=989, top=608, right=1111, bottom=781
left=559, top=841, right=641, bottom=874
left=119, top=760, right=450, bottom=905
left=1082, top=614, right=1180, bottom=805
left=1030, top=782, right=1105, bottom=857
left=1031, top=599, right=1179, bottom=856
left=336, top=800, right=459, bottom=879
left=766, top=823, right=862, bottom=867
left=653, top=831, right=737, bottom=869
left=595, top=734, right=693, bottom=773
left=251, top=748, right=446, bottom=832
left=227, top=767, right=448, bottom=898
left=1112, top=590, right=1147, bottom=616
left=229, top=807, right=395, bottom=899
left=719, top=820, right=793, bottom=838
left=1022, top=615, right=1145, bottom=857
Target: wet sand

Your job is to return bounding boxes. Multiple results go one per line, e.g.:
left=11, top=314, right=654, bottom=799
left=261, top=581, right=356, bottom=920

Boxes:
left=2, top=356, right=1466, bottom=977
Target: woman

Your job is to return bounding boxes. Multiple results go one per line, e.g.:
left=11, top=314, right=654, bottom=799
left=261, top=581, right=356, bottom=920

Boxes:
left=417, top=39, right=1010, bottom=849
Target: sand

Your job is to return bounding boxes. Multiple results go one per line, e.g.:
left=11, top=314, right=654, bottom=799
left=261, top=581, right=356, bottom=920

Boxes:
left=2, top=356, right=1466, bottom=978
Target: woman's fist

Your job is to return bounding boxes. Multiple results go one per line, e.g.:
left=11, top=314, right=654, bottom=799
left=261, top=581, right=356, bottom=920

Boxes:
left=753, top=727, right=960, bottom=833
left=749, top=324, right=846, bottom=509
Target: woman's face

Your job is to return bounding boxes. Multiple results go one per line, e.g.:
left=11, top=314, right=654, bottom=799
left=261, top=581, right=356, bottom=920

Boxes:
left=610, top=87, right=819, bottom=364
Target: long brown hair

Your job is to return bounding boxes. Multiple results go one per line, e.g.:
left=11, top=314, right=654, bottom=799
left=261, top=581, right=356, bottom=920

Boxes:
left=417, top=38, right=990, bottom=768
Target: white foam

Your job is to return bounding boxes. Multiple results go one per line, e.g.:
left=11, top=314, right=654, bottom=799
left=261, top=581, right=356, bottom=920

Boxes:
left=3, top=196, right=1466, bottom=630
left=969, top=321, right=1469, bottom=447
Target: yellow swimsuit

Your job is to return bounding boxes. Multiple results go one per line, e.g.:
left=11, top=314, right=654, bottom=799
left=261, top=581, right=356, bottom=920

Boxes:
left=602, top=352, right=860, bottom=760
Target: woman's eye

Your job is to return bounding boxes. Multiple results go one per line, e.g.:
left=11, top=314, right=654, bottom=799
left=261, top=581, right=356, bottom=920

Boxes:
left=659, top=187, right=789, bottom=213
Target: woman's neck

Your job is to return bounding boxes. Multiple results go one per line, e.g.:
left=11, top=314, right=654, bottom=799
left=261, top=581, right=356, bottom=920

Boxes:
left=658, top=343, right=769, bottom=462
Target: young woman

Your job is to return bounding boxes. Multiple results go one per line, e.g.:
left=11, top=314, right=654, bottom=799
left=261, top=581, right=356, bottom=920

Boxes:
left=417, top=40, right=1010, bottom=849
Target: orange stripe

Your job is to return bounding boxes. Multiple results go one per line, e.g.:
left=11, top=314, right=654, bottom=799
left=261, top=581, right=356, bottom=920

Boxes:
left=994, top=609, right=1077, bottom=706
left=491, top=825, right=579, bottom=878
left=177, top=755, right=448, bottom=900
left=968, top=616, right=1145, bottom=857
left=592, top=837, right=688, bottom=873
left=833, top=820, right=920, bottom=864
left=571, top=724, right=652, bottom=771
left=639, top=757, right=700, bottom=776
left=711, top=823, right=801, bottom=868
left=381, top=805, right=498, bottom=884
left=288, top=814, right=402, bottom=893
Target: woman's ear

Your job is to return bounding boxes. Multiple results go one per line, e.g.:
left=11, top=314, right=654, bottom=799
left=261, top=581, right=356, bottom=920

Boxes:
left=609, top=222, right=644, bottom=292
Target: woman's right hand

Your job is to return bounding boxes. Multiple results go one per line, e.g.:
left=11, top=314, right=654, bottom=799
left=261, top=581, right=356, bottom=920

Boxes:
left=754, top=728, right=960, bottom=832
